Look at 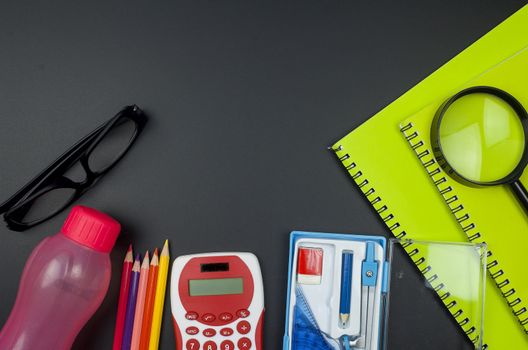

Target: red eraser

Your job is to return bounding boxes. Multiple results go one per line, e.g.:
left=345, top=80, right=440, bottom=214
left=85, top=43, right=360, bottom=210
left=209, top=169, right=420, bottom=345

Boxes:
left=297, top=247, right=323, bottom=285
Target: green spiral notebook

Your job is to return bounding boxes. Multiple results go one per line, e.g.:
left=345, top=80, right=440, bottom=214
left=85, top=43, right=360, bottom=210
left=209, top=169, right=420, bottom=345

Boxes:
left=399, top=46, right=528, bottom=332
left=331, top=5, right=528, bottom=349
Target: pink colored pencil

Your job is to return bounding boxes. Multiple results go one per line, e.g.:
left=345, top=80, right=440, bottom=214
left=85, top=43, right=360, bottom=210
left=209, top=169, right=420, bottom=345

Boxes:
left=113, top=245, right=133, bottom=350
left=131, top=252, right=150, bottom=350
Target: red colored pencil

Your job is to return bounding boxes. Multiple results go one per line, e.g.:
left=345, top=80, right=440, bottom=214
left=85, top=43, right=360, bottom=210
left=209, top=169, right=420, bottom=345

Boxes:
left=139, top=248, right=159, bottom=350
left=113, top=245, right=134, bottom=350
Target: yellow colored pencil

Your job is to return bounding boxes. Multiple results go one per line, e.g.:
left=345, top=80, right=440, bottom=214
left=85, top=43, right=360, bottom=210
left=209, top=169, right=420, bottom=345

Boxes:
left=148, top=240, right=170, bottom=350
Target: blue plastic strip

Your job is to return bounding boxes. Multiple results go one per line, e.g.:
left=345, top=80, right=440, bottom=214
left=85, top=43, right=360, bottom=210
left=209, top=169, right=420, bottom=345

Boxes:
left=343, top=335, right=351, bottom=350
left=381, top=261, right=390, bottom=293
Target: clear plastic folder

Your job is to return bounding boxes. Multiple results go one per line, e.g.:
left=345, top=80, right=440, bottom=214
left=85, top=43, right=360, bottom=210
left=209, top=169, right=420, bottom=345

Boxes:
left=385, top=239, right=486, bottom=350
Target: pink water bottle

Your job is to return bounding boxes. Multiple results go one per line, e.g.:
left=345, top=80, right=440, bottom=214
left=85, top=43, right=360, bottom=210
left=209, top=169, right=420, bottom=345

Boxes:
left=0, top=205, right=121, bottom=350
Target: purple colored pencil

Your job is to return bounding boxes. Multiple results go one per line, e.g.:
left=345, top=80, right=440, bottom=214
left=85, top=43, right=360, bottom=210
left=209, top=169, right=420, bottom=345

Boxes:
left=121, top=254, right=141, bottom=350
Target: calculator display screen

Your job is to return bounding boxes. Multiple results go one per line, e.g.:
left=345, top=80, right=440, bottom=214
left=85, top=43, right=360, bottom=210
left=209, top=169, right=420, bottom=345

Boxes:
left=189, top=277, right=243, bottom=296
left=200, top=262, right=229, bottom=272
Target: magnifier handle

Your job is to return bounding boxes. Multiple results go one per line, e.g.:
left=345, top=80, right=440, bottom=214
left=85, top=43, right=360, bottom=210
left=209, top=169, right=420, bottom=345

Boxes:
left=511, top=180, right=528, bottom=213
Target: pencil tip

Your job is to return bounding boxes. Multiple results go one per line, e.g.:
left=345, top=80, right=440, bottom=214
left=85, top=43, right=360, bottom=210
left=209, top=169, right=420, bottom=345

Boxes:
left=151, top=251, right=159, bottom=265
left=161, top=240, right=169, bottom=256
left=124, top=246, right=134, bottom=262
left=142, top=253, right=150, bottom=268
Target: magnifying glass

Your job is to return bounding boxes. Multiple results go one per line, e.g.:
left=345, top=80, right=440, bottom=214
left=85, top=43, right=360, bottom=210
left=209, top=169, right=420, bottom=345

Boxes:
left=431, top=86, right=528, bottom=213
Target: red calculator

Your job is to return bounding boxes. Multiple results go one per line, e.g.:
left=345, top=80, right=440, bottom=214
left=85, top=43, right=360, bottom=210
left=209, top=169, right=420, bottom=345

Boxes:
left=171, top=252, right=264, bottom=350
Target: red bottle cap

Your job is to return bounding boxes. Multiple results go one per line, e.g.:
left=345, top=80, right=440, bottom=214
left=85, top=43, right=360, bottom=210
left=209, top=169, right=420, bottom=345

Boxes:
left=61, top=205, right=121, bottom=253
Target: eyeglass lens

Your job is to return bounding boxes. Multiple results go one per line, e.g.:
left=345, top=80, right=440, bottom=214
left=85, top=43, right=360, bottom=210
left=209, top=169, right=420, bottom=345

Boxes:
left=87, top=117, right=137, bottom=173
left=12, top=187, right=77, bottom=224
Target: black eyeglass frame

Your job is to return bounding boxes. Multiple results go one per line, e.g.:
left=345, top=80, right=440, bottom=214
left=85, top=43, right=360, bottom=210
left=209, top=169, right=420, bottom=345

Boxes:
left=0, top=105, right=147, bottom=231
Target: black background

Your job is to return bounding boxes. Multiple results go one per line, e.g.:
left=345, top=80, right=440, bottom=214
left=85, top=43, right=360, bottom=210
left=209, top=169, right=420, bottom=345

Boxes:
left=0, top=1, right=525, bottom=349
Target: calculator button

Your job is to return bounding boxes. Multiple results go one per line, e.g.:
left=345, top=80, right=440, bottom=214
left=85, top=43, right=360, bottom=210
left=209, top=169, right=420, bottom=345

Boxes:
left=201, top=313, right=216, bottom=323
left=236, top=321, right=251, bottom=335
left=186, top=326, right=199, bottom=335
left=237, top=338, right=252, bottom=350
left=186, top=339, right=200, bottom=350
left=219, top=312, right=233, bottom=322
left=203, top=328, right=217, bottom=337
left=186, top=311, right=199, bottom=320
left=220, top=340, right=235, bottom=350
left=220, top=328, right=234, bottom=336
left=203, top=341, right=217, bottom=350
left=236, top=309, right=250, bottom=318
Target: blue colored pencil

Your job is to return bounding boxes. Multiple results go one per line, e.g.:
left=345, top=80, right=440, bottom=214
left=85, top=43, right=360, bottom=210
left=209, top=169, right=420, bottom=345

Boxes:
left=121, top=254, right=141, bottom=350
left=339, top=252, right=353, bottom=326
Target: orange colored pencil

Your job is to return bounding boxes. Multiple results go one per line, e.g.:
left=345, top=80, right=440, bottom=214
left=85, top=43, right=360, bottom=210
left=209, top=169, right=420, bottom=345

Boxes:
left=139, top=248, right=159, bottom=350
left=113, top=245, right=133, bottom=350
left=131, top=251, right=150, bottom=350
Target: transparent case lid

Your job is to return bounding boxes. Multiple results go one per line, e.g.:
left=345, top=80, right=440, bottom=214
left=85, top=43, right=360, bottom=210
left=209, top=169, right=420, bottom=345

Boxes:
left=384, top=239, right=487, bottom=350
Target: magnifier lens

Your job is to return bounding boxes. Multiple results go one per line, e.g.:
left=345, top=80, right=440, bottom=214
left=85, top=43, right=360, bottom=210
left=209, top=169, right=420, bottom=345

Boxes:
left=439, top=93, right=525, bottom=183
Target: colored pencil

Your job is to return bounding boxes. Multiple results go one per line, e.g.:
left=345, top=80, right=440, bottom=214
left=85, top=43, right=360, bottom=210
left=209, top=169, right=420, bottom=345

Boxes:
left=113, top=245, right=134, bottom=350
left=339, top=252, right=353, bottom=326
left=122, top=254, right=141, bottom=350
left=131, top=252, right=150, bottom=350
left=148, top=240, right=170, bottom=350
left=139, top=249, right=159, bottom=350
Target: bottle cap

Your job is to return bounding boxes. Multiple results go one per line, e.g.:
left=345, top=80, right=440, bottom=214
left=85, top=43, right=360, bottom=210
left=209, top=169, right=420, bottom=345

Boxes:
left=61, top=205, right=121, bottom=253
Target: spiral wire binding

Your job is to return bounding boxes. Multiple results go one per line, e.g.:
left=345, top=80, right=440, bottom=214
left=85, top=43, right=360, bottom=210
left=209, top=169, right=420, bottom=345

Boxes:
left=400, top=121, right=528, bottom=336
left=332, top=141, right=487, bottom=349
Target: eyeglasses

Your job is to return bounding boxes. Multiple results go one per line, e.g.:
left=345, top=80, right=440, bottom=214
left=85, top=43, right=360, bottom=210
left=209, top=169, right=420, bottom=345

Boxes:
left=0, top=105, right=147, bottom=231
